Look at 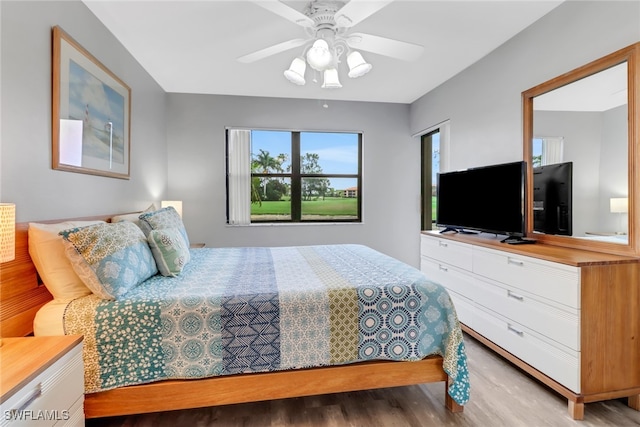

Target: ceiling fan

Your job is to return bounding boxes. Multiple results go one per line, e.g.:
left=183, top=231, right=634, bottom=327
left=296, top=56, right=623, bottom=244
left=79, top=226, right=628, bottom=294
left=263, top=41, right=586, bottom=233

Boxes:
left=238, top=0, right=424, bottom=88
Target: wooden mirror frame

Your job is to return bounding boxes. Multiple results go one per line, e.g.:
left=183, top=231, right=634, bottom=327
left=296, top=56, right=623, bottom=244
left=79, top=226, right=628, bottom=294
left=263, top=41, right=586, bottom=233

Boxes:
left=523, top=42, right=640, bottom=257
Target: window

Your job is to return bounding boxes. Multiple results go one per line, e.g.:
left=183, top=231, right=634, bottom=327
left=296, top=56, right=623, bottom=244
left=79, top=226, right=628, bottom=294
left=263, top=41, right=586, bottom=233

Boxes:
left=421, top=121, right=449, bottom=230
left=227, top=129, right=362, bottom=224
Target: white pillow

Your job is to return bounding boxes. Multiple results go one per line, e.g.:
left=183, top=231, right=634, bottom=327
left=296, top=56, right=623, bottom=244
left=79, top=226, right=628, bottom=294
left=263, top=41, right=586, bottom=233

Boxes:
left=28, top=221, right=105, bottom=301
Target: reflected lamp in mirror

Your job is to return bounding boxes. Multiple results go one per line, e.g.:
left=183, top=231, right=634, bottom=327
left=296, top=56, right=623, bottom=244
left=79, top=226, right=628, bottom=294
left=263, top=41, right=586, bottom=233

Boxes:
left=0, top=203, right=16, bottom=263
left=610, top=197, right=628, bottom=234
left=161, top=200, right=183, bottom=218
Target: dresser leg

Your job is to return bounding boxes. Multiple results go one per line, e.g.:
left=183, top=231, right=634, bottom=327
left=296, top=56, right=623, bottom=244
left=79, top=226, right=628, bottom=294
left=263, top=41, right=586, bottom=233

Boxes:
left=568, top=400, right=584, bottom=420
left=629, top=394, right=640, bottom=411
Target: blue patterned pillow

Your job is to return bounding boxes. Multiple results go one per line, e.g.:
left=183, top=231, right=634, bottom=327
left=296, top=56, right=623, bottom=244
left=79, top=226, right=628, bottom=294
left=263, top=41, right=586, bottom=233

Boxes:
left=60, top=222, right=158, bottom=300
left=147, top=228, right=190, bottom=277
left=138, top=206, right=190, bottom=247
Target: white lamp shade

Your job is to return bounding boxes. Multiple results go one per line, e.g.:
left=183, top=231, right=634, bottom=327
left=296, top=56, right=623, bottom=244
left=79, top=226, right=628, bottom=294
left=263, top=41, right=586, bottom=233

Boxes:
left=306, top=39, right=332, bottom=71
left=347, top=51, right=372, bottom=78
left=610, top=197, right=628, bottom=213
left=284, top=57, right=306, bottom=85
left=0, top=203, right=15, bottom=263
left=161, top=200, right=183, bottom=218
left=321, top=68, right=342, bottom=89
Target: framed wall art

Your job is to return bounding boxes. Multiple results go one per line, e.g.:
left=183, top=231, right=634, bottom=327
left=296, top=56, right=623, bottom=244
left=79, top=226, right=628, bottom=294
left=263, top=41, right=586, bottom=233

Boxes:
left=52, top=26, right=131, bottom=179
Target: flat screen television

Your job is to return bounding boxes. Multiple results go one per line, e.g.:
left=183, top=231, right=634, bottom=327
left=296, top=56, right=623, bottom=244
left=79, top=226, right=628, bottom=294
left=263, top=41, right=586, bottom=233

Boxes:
left=532, top=161, right=572, bottom=236
left=436, top=161, right=526, bottom=240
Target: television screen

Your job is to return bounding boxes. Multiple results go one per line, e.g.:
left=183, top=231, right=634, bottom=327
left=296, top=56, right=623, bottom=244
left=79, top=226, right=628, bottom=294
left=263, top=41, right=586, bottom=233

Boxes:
left=436, top=161, right=526, bottom=237
left=533, top=161, right=572, bottom=236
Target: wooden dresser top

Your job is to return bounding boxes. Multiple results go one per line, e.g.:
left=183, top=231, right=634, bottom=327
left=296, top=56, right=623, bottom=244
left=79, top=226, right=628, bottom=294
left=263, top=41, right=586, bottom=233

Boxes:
left=421, top=230, right=640, bottom=267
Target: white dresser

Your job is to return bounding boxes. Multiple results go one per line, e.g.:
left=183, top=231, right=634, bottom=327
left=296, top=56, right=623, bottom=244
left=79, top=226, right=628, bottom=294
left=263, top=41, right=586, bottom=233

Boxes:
left=0, top=336, right=84, bottom=427
left=420, top=230, right=640, bottom=420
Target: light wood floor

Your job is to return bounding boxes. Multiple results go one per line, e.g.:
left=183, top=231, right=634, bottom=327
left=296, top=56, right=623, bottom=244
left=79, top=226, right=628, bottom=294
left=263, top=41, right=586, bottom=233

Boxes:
left=86, top=333, right=640, bottom=426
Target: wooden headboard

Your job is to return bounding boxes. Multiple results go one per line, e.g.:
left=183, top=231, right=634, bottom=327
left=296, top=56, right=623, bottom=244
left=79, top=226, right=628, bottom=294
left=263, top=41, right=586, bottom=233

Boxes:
left=0, top=214, right=116, bottom=337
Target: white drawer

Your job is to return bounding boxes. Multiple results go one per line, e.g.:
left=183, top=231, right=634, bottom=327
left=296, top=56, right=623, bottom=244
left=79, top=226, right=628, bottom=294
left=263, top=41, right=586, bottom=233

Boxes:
left=55, top=397, right=84, bottom=427
left=1, top=344, right=84, bottom=427
left=420, top=257, right=478, bottom=301
left=421, top=234, right=472, bottom=271
left=445, top=289, right=475, bottom=328
left=472, top=306, right=580, bottom=393
left=473, top=276, right=580, bottom=351
left=472, top=246, right=580, bottom=309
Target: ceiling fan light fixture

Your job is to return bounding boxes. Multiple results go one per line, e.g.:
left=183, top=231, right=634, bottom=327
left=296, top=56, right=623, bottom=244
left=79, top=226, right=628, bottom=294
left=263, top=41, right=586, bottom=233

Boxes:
left=321, top=68, right=342, bottom=89
left=306, top=39, right=333, bottom=71
left=284, top=56, right=307, bottom=85
left=347, top=51, right=372, bottom=78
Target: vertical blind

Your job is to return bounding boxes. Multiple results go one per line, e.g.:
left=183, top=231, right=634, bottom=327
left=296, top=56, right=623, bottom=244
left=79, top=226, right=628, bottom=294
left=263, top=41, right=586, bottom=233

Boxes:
left=227, top=129, right=251, bottom=225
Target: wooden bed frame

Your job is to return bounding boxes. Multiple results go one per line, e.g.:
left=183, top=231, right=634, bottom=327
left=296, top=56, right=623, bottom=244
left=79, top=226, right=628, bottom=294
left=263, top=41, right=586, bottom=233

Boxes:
left=0, top=214, right=464, bottom=419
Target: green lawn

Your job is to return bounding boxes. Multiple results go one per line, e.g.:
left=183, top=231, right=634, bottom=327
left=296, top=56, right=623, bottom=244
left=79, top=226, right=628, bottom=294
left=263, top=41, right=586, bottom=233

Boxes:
left=433, top=196, right=437, bottom=221
left=251, top=197, right=357, bottom=216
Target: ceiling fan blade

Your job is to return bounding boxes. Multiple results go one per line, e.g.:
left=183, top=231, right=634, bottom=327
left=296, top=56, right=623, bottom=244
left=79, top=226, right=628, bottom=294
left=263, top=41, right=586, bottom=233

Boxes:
left=334, top=0, right=394, bottom=28
left=346, top=32, right=424, bottom=61
left=237, top=38, right=308, bottom=63
left=251, top=0, right=314, bottom=28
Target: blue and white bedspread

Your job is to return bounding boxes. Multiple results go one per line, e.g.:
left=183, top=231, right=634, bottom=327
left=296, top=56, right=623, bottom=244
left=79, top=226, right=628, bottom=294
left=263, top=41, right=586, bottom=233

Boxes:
left=63, top=244, right=470, bottom=405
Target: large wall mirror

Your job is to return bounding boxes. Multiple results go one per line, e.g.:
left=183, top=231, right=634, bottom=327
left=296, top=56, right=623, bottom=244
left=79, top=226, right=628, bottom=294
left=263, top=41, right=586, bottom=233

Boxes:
left=523, top=42, right=639, bottom=257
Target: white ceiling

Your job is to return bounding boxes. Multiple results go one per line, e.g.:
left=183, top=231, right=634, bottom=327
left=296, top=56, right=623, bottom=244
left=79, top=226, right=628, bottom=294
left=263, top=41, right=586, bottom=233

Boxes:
left=83, top=0, right=563, bottom=104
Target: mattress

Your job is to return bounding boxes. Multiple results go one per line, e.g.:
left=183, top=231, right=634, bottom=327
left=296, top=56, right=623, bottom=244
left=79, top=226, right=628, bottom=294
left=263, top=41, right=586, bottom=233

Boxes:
left=37, top=244, right=470, bottom=405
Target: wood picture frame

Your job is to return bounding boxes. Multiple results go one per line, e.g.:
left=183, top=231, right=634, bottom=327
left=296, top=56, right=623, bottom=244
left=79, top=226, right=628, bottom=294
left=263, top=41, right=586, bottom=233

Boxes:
left=52, top=26, right=131, bottom=179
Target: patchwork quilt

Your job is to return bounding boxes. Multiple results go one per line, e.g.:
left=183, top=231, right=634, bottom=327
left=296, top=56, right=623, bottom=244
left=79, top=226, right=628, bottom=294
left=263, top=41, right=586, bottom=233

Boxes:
left=63, top=244, right=470, bottom=405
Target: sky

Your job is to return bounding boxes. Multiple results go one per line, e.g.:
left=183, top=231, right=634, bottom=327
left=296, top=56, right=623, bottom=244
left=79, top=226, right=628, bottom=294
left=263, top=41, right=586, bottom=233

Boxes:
left=251, top=130, right=359, bottom=189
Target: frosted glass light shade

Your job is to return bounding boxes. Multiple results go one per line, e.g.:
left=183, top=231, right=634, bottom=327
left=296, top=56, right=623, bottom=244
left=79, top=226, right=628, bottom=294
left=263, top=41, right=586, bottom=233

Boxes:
left=610, top=197, right=628, bottom=213
left=284, top=57, right=306, bottom=85
left=162, top=200, right=183, bottom=218
left=321, top=68, right=342, bottom=89
left=0, top=203, right=15, bottom=263
left=306, top=39, right=332, bottom=71
left=347, top=51, right=372, bottom=78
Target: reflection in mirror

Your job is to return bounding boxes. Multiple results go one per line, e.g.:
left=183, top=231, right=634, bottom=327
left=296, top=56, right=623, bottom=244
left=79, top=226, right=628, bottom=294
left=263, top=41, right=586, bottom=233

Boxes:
left=532, top=62, right=628, bottom=244
left=523, top=42, right=639, bottom=257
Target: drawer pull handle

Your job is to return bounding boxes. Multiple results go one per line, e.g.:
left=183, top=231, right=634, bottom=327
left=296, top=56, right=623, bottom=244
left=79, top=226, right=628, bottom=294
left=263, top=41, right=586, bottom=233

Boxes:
left=507, top=258, right=524, bottom=267
left=507, top=324, right=524, bottom=337
left=438, top=241, right=448, bottom=247
left=439, top=265, right=448, bottom=272
left=507, top=290, right=524, bottom=301
left=14, top=383, right=42, bottom=412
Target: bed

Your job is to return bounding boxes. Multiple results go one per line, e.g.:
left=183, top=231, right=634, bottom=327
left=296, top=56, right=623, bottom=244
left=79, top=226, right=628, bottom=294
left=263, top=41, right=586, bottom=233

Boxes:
left=0, top=211, right=469, bottom=419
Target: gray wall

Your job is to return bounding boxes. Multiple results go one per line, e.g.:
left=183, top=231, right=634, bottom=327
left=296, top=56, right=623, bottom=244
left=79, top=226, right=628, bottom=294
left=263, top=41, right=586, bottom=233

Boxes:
left=166, top=95, right=420, bottom=265
left=410, top=1, right=640, bottom=170
left=0, top=0, right=167, bottom=221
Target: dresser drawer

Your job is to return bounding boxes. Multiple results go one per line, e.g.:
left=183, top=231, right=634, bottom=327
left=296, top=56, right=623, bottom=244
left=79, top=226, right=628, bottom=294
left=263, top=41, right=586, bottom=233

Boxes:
left=1, top=344, right=83, bottom=427
left=473, top=276, right=580, bottom=351
left=472, top=246, right=580, bottom=309
left=445, top=289, right=475, bottom=328
left=420, top=257, right=478, bottom=301
left=421, top=234, right=472, bottom=271
left=56, top=397, right=84, bottom=427
left=472, top=306, right=580, bottom=393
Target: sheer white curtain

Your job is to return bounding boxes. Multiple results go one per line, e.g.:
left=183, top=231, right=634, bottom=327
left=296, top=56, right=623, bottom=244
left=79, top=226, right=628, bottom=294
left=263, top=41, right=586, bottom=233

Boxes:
left=227, top=129, right=252, bottom=225
left=541, top=137, right=564, bottom=165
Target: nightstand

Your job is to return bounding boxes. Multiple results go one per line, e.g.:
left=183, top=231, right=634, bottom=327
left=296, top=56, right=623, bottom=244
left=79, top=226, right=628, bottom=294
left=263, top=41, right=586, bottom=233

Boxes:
left=0, top=336, right=84, bottom=426
left=190, top=243, right=205, bottom=248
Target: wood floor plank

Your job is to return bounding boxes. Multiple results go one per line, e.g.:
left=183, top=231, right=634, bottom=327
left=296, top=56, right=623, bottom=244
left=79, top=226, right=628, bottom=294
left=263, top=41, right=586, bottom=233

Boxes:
left=86, top=334, right=640, bottom=426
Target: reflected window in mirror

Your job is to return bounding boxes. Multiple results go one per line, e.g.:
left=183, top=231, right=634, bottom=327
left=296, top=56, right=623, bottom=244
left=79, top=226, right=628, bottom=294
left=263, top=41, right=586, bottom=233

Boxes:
left=532, top=137, right=564, bottom=167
